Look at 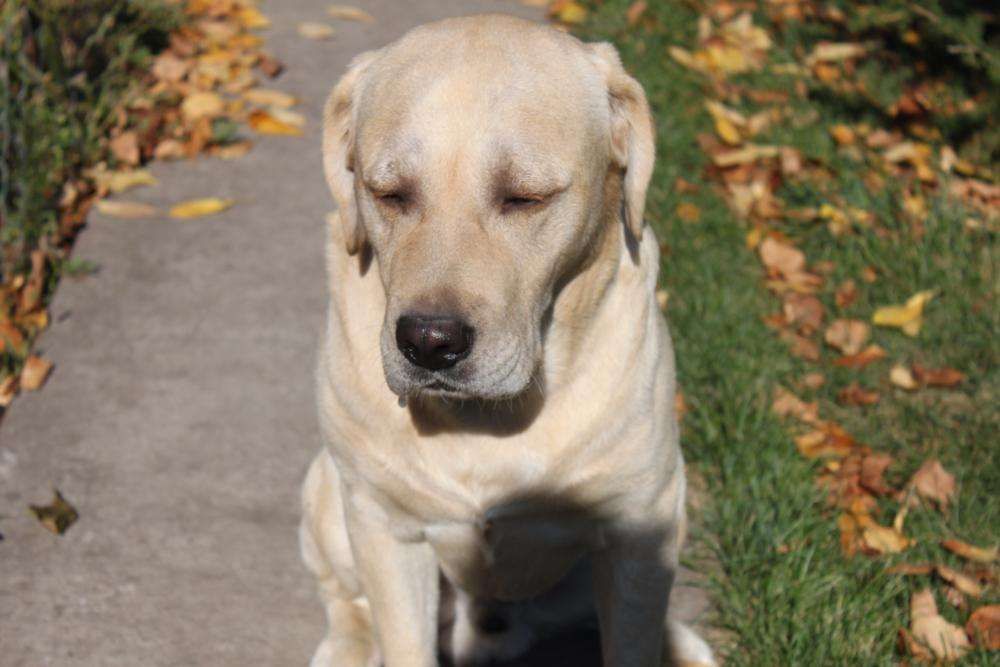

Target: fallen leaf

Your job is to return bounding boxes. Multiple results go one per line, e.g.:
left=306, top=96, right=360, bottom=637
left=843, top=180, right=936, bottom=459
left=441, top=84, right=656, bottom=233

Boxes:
left=805, top=41, right=866, bottom=66
left=941, top=540, right=998, bottom=563
left=0, top=374, right=17, bottom=407
left=910, top=459, right=955, bottom=511
left=863, top=522, right=912, bottom=554
left=872, top=290, right=935, bottom=336
left=824, top=318, right=869, bottom=355
left=168, top=198, right=234, bottom=219
left=181, top=91, right=225, bottom=121
left=656, top=289, right=669, bottom=311
left=298, top=22, right=334, bottom=39
left=109, top=131, right=140, bottom=166
left=802, top=372, right=825, bottom=389
left=904, top=588, right=970, bottom=661
left=861, top=266, right=878, bottom=283
left=257, top=53, right=285, bottom=78
left=783, top=293, right=824, bottom=333
left=967, top=605, right=1000, bottom=649
left=242, top=88, right=298, bottom=108
left=780, top=329, right=821, bottom=361
left=151, top=51, right=190, bottom=82
left=833, top=344, right=886, bottom=368
left=0, top=322, right=25, bottom=353
left=835, top=279, right=857, bottom=308
left=759, top=237, right=804, bottom=276
left=829, top=124, right=856, bottom=146
left=888, top=562, right=934, bottom=576
left=327, top=4, right=375, bottom=22
left=248, top=109, right=303, bottom=136
left=154, top=139, right=186, bottom=160
left=236, top=5, right=270, bottom=29
left=712, top=144, right=780, bottom=167
left=676, top=202, right=701, bottom=223
left=550, top=0, right=588, bottom=23
left=29, top=489, right=79, bottom=535
left=912, top=365, right=965, bottom=388
left=207, top=140, right=253, bottom=159
left=859, top=452, right=893, bottom=494
left=95, top=200, right=159, bottom=219
left=87, top=167, right=158, bottom=194
left=772, top=386, right=819, bottom=423
left=936, top=565, right=983, bottom=598
left=795, top=423, right=857, bottom=459
left=890, top=364, right=919, bottom=390
left=838, top=382, right=880, bottom=407
left=19, top=355, right=52, bottom=391
left=625, top=0, right=647, bottom=25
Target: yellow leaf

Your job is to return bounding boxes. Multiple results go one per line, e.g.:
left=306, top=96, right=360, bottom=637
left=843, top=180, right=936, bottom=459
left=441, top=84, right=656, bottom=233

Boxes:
left=676, top=202, right=701, bottom=223
left=248, top=109, right=303, bottom=136
left=805, top=42, right=866, bottom=66
left=889, top=364, right=918, bottom=390
left=554, top=1, right=588, bottom=24
left=236, top=6, right=270, bottom=29
left=181, top=91, right=225, bottom=121
left=872, top=290, right=934, bottom=336
left=20, top=355, right=53, bottom=391
left=95, top=200, right=159, bottom=219
left=89, top=168, right=158, bottom=194
left=242, top=88, right=299, bottom=108
left=298, top=22, right=334, bottom=40
left=327, top=4, right=375, bottom=22
left=862, top=522, right=912, bottom=554
left=168, top=198, right=235, bottom=219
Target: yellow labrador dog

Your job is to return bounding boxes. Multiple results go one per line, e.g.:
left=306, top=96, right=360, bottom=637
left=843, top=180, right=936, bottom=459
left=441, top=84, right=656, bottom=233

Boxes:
left=300, top=14, right=715, bottom=667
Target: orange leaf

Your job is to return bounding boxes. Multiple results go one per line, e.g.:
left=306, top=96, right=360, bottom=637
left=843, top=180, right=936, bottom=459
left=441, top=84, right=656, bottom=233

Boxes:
left=967, top=605, right=1000, bottom=650
left=833, top=344, right=886, bottom=368
left=941, top=539, right=998, bottom=563
left=248, top=109, right=303, bottom=136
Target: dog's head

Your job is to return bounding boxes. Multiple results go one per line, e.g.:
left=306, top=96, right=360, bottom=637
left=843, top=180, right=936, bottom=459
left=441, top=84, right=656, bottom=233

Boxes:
left=322, top=15, right=654, bottom=400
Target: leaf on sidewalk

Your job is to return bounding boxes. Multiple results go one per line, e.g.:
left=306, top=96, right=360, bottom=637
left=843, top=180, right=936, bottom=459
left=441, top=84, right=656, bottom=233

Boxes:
left=248, top=109, right=304, bottom=136
left=29, top=490, right=79, bottom=535
left=95, top=200, right=159, bottom=219
left=20, top=355, right=53, bottom=391
left=168, top=198, right=234, bottom=219
left=242, top=88, right=298, bottom=108
left=327, top=5, right=375, bottom=22
left=298, top=22, right=334, bottom=40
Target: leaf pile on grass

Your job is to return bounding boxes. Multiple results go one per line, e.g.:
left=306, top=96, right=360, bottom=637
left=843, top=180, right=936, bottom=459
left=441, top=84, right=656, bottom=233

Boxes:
left=0, top=0, right=297, bottom=408
left=562, top=0, right=997, bottom=662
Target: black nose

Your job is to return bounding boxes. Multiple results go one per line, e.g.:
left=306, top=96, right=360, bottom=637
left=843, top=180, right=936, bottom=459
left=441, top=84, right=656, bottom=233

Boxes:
left=395, top=315, right=474, bottom=371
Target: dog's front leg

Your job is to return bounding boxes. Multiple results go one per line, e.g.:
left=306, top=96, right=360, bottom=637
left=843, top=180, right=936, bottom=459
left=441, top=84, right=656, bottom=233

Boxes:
left=345, top=500, right=439, bottom=667
left=592, top=533, right=675, bottom=667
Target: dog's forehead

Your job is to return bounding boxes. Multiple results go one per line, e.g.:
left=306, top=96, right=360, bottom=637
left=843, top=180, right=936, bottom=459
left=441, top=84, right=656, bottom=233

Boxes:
left=354, top=17, right=608, bottom=176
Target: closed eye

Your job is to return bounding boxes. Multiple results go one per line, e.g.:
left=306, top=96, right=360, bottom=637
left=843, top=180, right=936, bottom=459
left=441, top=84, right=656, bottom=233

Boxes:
left=500, top=194, right=547, bottom=214
left=373, top=190, right=410, bottom=210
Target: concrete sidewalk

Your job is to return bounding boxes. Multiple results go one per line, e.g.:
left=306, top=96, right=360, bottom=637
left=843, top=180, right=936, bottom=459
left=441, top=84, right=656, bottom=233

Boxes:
left=0, top=2, right=708, bottom=665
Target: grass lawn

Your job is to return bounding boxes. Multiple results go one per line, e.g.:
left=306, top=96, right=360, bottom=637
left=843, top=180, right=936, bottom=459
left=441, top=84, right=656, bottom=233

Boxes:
left=574, top=1, right=998, bottom=663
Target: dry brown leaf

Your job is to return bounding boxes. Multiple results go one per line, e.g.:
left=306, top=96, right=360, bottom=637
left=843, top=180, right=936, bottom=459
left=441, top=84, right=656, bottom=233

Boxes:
left=863, top=522, right=912, bottom=554
left=835, top=279, right=857, bottom=308
left=248, top=109, right=303, bottom=136
left=795, top=423, right=857, bottom=459
left=859, top=452, right=893, bottom=495
left=236, top=5, right=270, bottom=29
left=257, top=53, right=285, bottom=78
left=783, top=293, right=824, bottom=333
left=829, top=124, right=856, bottom=146
left=802, top=372, right=825, bottom=389
left=625, top=0, right=647, bottom=25
left=29, top=489, right=79, bottom=535
left=888, top=562, right=934, bottom=576
left=712, top=144, right=780, bottom=167
left=759, top=237, right=804, bottom=276
left=168, top=198, right=234, bottom=219
left=19, top=355, right=52, bottom=391
left=298, top=22, right=334, bottom=40
left=181, top=91, right=225, bottom=121
left=838, top=382, right=880, bottom=407
left=95, top=200, right=159, bottom=219
left=861, top=266, right=878, bottom=283
left=327, top=4, right=375, bottom=22
left=911, top=459, right=956, bottom=511
left=904, top=588, right=970, bottom=661
left=109, top=131, right=140, bottom=166
left=941, top=539, right=998, bottom=563
left=872, top=290, right=935, bottom=337
left=824, top=318, right=869, bottom=355
left=0, top=321, right=25, bottom=353
left=208, top=140, right=253, bottom=159
left=154, top=139, right=186, bottom=160
left=936, top=565, right=983, bottom=598
left=911, top=365, right=965, bottom=388
left=967, top=605, right=1000, bottom=649
left=780, top=329, right=821, bottom=361
left=89, top=167, right=157, bottom=194
left=890, top=364, right=919, bottom=390
left=676, top=202, right=701, bottom=223
left=805, top=41, right=866, bottom=66
left=833, top=344, right=886, bottom=369
left=0, top=374, right=17, bottom=407
left=772, top=386, right=819, bottom=423
left=151, top=51, right=190, bottom=82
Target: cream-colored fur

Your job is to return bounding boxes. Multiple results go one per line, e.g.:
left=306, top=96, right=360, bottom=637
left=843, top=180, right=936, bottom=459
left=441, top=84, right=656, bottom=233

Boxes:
left=301, top=14, right=715, bottom=667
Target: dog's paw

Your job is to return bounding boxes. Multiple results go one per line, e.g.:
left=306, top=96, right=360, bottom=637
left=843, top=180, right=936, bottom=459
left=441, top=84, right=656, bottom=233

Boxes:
left=666, top=620, right=716, bottom=667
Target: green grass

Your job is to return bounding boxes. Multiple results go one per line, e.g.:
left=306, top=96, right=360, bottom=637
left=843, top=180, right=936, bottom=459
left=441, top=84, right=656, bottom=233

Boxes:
left=0, top=0, right=180, bottom=376
left=577, top=2, right=998, bottom=663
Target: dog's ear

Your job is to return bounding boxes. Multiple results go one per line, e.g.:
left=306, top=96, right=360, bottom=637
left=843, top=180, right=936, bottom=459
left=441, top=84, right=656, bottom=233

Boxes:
left=588, top=42, right=655, bottom=243
left=322, top=50, right=379, bottom=255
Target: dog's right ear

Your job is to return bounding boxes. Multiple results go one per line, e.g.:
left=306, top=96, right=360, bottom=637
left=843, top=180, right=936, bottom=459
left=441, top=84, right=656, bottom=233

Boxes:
left=322, top=50, right=379, bottom=255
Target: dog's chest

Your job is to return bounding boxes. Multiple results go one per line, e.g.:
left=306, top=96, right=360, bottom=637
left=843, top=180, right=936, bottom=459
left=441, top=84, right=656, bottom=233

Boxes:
left=425, top=508, right=603, bottom=602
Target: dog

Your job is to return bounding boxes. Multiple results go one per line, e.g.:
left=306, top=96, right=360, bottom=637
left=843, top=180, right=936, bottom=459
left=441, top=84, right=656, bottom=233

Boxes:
left=300, top=14, right=715, bottom=667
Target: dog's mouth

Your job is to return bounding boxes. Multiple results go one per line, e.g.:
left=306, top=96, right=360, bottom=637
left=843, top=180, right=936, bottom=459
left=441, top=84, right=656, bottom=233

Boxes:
left=422, top=379, right=465, bottom=396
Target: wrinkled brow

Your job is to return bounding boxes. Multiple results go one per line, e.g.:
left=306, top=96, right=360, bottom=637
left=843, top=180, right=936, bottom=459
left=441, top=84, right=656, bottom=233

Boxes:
left=491, top=146, right=572, bottom=196
left=361, top=137, right=422, bottom=190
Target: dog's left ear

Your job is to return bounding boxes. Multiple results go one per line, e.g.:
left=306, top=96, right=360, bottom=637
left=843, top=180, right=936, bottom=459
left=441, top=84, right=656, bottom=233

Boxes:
left=322, top=49, right=380, bottom=255
left=587, top=42, right=656, bottom=243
